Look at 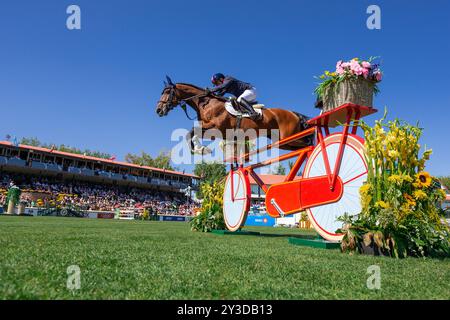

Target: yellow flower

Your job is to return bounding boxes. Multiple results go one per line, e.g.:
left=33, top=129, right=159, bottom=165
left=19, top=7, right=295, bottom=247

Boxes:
left=415, top=172, right=432, bottom=188
left=388, top=174, right=402, bottom=185
left=325, top=70, right=330, bottom=76
left=375, top=201, right=390, bottom=209
left=422, top=149, right=432, bottom=160
left=359, top=184, right=371, bottom=195
left=399, top=204, right=413, bottom=219
left=417, top=159, right=426, bottom=172
left=403, top=193, right=416, bottom=207
left=437, top=188, right=446, bottom=200
left=387, top=133, right=396, bottom=143
left=330, top=72, right=337, bottom=77
left=413, top=189, right=428, bottom=200
left=388, top=150, right=400, bottom=159
left=401, top=174, right=414, bottom=183
left=375, top=126, right=385, bottom=135
left=361, top=194, right=372, bottom=209
left=320, top=75, right=325, bottom=79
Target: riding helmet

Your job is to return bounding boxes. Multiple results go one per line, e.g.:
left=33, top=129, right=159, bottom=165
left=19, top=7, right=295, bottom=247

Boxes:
left=211, top=73, right=225, bottom=85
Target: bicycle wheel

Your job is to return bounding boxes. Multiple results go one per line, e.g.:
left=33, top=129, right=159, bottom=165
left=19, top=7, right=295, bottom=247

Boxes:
left=303, top=133, right=367, bottom=242
left=223, top=168, right=250, bottom=232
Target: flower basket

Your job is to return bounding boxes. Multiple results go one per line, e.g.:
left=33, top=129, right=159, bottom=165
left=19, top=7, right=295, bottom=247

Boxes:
left=322, top=77, right=375, bottom=112
left=315, top=58, right=382, bottom=113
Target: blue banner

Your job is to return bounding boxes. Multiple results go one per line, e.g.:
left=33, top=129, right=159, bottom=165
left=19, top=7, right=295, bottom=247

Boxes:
left=160, top=215, right=188, bottom=222
left=245, top=215, right=276, bottom=227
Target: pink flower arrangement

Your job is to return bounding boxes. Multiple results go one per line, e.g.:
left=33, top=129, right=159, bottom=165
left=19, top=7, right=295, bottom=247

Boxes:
left=335, top=58, right=382, bottom=81
left=315, top=57, right=383, bottom=100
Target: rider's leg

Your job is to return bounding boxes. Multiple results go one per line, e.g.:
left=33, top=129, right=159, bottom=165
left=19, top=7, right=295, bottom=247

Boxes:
left=237, top=88, right=257, bottom=105
left=237, top=88, right=261, bottom=120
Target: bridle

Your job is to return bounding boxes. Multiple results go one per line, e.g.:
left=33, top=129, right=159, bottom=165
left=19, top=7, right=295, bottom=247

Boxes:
left=158, top=85, right=210, bottom=120
left=158, top=86, right=178, bottom=113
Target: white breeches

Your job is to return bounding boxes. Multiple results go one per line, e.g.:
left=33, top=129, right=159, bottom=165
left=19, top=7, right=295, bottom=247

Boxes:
left=237, top=87, right=257, bottom=103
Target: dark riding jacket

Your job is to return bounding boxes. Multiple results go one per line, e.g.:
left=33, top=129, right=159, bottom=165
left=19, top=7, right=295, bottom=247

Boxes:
left=209, top=76, right=253, bottom=97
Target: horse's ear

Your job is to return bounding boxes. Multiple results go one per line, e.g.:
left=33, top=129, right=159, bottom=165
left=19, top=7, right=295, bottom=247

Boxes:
left=163, top=80, right=167, bottom=87
left=166, top=75, right=174, bottom=86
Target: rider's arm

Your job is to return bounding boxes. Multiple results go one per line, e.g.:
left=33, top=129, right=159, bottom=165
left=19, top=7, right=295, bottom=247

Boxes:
left=208, top=78, right=232, bottom=95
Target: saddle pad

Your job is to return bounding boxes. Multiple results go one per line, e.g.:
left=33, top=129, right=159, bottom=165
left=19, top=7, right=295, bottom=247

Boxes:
left=225, top=101, right=264, bottom=118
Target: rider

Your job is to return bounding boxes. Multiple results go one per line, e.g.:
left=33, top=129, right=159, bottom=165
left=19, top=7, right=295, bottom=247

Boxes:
left=207, top=73, right=262, bottom=121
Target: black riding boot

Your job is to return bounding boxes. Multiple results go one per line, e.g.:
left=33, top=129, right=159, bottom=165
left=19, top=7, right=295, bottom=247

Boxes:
left=239, top=99, right=262, bottom=121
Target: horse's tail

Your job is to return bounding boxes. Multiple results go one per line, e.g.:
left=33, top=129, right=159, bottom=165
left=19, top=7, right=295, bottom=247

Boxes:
left=289, top=111, right=314, bottom=148
left=291, top=111, right=310, bottom=131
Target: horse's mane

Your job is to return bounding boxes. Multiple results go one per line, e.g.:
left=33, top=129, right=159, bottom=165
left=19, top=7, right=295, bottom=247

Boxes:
left=176, top=82, right=228, bottom=102
left=176, top=82, right=205, bottom=91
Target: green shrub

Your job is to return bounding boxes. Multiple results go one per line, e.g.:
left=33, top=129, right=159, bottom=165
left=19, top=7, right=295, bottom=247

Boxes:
left=190, top=180, right=225, bottom=232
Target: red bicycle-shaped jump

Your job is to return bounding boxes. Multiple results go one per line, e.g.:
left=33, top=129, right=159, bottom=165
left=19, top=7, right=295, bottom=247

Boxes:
left=223, top=103, right=377, bottom=241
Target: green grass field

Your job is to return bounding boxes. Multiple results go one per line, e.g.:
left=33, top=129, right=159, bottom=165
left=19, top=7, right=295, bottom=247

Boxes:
left=0, top=216, right=449, bottom=299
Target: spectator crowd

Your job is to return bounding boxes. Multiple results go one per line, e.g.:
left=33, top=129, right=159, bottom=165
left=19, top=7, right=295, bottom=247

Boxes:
left=0, top=173, right=199, bottom=216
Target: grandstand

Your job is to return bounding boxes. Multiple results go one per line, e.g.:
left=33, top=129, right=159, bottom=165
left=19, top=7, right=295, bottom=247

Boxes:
left=0, top=141, right=200, bottom=217
left=0, top=141, right=199, bottom=190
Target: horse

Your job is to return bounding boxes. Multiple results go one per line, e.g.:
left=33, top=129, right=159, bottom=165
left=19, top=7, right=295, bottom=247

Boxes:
left=155, top=76, right=311, bottom=157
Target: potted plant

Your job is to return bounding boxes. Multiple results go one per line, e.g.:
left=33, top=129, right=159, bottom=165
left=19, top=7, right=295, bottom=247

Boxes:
left=315, top=57, right=383, bottom=112
left=6, top=184, right=21, bottom=214
left=299, top=211, right=311, bottom=229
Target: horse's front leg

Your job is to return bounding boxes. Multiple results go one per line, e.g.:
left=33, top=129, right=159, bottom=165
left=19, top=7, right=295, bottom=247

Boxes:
left=186, top=126, right=212, bottom=155
left=186, top=127, right=195, bottom=152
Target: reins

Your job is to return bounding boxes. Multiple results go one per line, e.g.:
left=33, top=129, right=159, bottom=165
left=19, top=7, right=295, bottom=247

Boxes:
left=179, top=91, right=209, bottom=120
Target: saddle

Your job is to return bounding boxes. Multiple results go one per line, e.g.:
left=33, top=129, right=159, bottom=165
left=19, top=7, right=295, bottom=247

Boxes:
left=224, top=98, right=264, bottom=118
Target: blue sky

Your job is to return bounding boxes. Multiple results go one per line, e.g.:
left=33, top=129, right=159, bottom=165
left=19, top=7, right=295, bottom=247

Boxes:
left=0, top=0, right=449, bottom=175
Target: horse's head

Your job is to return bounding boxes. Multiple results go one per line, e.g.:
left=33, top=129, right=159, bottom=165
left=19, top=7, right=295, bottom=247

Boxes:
left=156, top=76, right=180, bottom=117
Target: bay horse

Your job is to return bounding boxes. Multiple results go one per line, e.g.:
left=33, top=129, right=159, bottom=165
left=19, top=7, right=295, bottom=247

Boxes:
left=155, top=76, right=311, bottom=156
